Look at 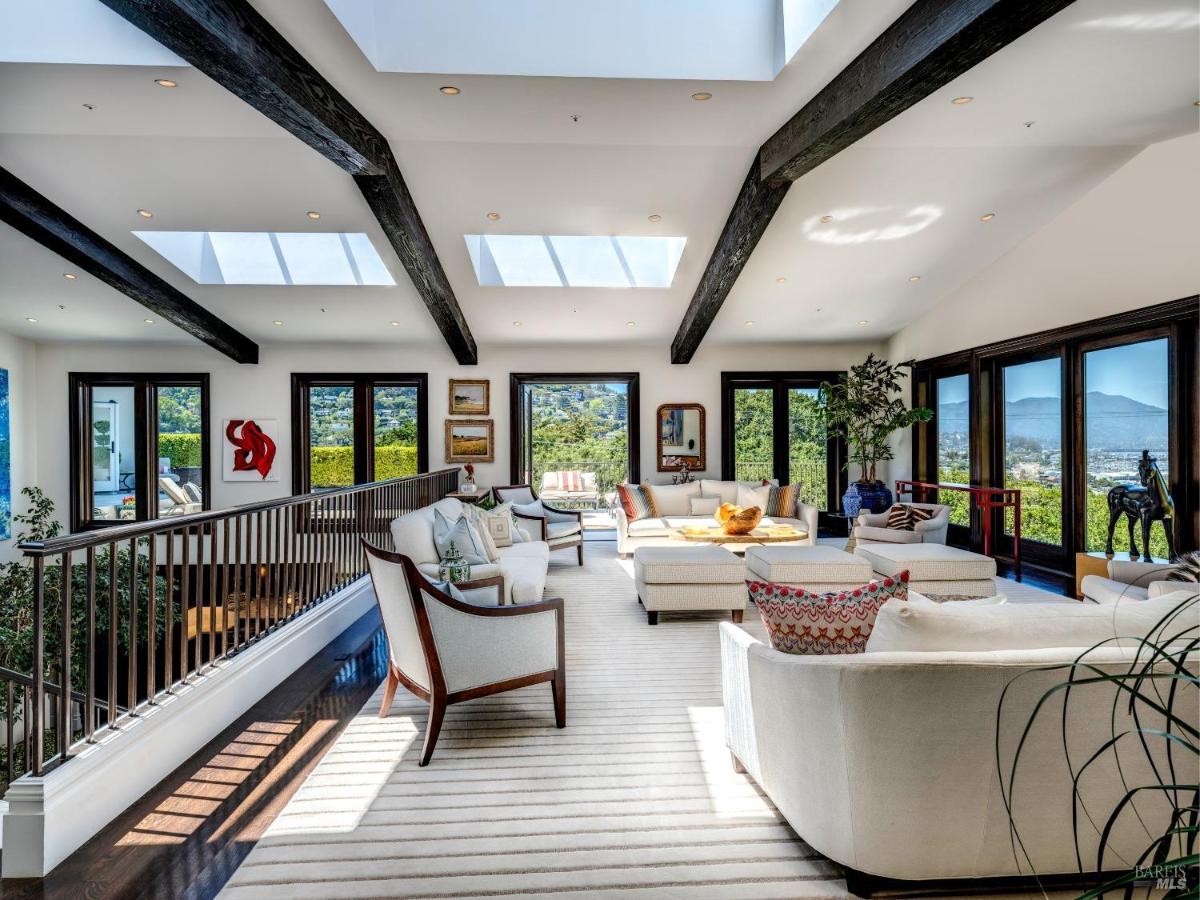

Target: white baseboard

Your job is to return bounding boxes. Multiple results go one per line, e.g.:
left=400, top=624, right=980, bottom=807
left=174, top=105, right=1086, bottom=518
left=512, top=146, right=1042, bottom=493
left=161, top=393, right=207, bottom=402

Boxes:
left=1, top=576, right=376, bottom=878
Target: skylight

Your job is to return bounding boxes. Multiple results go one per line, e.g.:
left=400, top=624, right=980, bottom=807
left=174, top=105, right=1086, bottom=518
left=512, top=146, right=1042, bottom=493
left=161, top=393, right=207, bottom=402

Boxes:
left=0, top=0, right=185, bottom=66
left=464, top=235, right=686, bottom=288
left=133, top=232, right=396, bottom=286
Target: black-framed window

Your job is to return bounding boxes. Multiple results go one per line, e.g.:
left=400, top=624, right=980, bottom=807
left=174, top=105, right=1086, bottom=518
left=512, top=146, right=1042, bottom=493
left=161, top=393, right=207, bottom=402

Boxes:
left=720, top=371, right=847, bottom=517
left=912, top=298, right=1197, bottom=572
left=291, top=373, right=428, bottom=493
left=69, top=372, right=211, bottom=531
left=509, top=374, right=640, bottom=495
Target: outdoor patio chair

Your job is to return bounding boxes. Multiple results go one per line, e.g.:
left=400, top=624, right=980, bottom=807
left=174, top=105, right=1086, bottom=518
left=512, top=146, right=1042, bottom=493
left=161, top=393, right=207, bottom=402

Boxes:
left=538, top=470, right=601, bottom=509
left=158, top=476, right=203, bottom=516
left=362, top=542, right=566, bottom=766
left=493, top=484, right=585, bottom=565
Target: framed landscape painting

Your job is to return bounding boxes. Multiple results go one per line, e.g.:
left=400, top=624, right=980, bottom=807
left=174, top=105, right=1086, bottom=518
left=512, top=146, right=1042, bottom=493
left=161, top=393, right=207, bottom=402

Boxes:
left=449, top=379, right=489, bottom=415
left=445, top=418, right=494, bottom=463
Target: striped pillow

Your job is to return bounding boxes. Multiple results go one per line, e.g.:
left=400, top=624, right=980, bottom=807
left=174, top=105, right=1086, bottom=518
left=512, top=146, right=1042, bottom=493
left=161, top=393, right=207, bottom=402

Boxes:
left=885, top=504, right=913, bottom=530
left=559, top=470, right=583, bottom=491
left=617, top=483, right=659, bottom=521
left=764, top=484, right=800, bottom=518
left=910, top=505, right=937, bottom=525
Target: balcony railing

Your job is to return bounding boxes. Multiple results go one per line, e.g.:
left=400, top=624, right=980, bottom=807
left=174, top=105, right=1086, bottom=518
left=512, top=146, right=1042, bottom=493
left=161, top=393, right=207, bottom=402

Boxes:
left=1, top=468, right=459, bottom=794
left=733, top=458, right=829, bottom=511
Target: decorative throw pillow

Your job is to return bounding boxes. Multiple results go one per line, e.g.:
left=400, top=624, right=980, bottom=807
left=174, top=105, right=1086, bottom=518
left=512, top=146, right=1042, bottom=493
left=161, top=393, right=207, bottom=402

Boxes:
left=690, top=496, right=720, bottom=516
left=617, top=483, right=659, bottom=521
left=764, top=484, right=799, bottom=518
left=433, top=509, right=491, bottom=565
left=735, top=482, right=770, bottom=512
left=430, top=579, right=502, bottom=607
left=885, top=504, right=913, bottom=530
left=748, top=572, right=910, bottom=655
left=910, top=505, right=937, bottom=525
left=465, top=502, right=514, bottom=550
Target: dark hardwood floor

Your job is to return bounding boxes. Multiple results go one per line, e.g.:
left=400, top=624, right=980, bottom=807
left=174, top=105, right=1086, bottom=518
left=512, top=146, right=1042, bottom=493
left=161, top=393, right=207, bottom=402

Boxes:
left=0, top=607, right=387, bottom=900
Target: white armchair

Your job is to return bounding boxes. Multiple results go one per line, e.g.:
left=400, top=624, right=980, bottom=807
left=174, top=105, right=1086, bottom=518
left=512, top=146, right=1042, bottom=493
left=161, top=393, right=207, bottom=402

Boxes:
left=1081, top=558, right=1191, bottom=604
left=493, top=484, right=585, bottom=565
left=855, top=502, right=949, bottom=545
left=363, top=542, right=566, bottom=766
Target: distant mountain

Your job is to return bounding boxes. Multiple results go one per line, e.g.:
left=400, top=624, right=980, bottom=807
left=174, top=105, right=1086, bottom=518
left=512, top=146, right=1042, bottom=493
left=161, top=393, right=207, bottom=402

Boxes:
left=938, top=392, right=1167, bottom=450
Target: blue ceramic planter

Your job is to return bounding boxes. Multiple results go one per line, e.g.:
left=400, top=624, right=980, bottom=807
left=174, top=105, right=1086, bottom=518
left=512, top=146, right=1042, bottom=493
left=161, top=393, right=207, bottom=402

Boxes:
left=856, top=481, right=893, bottom=514
left=841, top=483, right=862, bottom=518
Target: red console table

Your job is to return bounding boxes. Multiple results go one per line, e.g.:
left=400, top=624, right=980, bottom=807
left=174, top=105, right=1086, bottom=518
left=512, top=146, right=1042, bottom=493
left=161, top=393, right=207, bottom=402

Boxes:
left=894, top=480, right=1022, bottom=581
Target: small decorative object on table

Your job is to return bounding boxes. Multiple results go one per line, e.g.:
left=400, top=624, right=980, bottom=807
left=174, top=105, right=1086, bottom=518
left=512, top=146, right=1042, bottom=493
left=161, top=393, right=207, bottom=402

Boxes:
left=437, top=542, right=471, bottom=584
left=671, top=462, right=694, bottom=485
left=717, top=503, right=763, bottom=535
left=1105, top=449, right=1177, bottom=562
left=461, top=463, right=478, bottom=494
left=841, top=483, right=862, bottom=517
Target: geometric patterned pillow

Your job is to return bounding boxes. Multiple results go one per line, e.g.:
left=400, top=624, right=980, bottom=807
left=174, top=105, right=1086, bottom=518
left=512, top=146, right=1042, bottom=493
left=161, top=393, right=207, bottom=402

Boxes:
left=747, top=571, right=910, bottom=655
left=617, top=483, right=659, bottom=522
left=764, top=484, right=800, bottom=518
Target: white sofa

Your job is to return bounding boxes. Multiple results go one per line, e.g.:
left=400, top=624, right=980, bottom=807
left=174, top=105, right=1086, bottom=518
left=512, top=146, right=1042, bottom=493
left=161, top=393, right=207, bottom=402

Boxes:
left=390, top=498, right=550, bottom=604
left=720, top=594, right=1199, bottom=891
left=1080, top=558, right=1186, bottom=604
left=614, top=479, right=818, bottom=556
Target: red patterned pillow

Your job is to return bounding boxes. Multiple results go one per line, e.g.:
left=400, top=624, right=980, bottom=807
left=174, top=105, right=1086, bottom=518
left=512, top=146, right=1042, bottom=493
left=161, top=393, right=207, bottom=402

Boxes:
left=616, top=483, right=659, bottom=522
left=747, top=572, right=910, bottom=655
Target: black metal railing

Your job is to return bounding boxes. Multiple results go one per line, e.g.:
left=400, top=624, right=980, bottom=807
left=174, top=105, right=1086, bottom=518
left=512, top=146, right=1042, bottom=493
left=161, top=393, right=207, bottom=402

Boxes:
left=1, top=468, right=459, bottom=791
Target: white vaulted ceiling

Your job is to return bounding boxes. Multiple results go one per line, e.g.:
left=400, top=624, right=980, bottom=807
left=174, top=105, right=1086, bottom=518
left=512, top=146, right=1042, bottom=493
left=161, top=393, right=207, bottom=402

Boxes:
left=0, top=0, right=1195, bottom=355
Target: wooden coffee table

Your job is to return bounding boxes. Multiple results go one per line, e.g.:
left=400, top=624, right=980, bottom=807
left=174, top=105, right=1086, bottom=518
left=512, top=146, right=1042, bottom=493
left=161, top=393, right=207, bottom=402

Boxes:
left=671, top=527, right=807, bottom=548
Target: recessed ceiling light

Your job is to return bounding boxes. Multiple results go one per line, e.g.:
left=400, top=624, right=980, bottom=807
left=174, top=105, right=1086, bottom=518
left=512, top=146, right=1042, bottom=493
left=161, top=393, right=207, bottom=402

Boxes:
left=776, top=276, right=787, bottom=283
left=439, top=85, right=461, bottom=95
left=144, top=318, right=154, bottom=324
left=857, top=320, right=869, bottom=326
left=155, top=78, right=177, bottom=88
left=951, top=96, right=973, bottom=105
left=512, top=320, right=523, bottom=326
left=137, top=208, right=153, bottom=218
left=819, top=215, right=833, bottom=224
left=25, top=317, right=38, bottom=323
left=648, top=214, right=662, bottom=223
left=273, top=320, right=284, bottom=326
left=486, top=212, right=501, bottom=221
left=691, top=92, right=712, bottom=101
left=306, top=210, right=321, bottom=220
left=390, top=320, right=399, bottom=326
left=626, top=321, right=636, bottom=326
left=63, top=272, right=77, bottom=280
left=980, top=212, right=995, bottom=222
left=745, top=320, right=755, bottom=326
left=909, top=275, right=921, bottom=283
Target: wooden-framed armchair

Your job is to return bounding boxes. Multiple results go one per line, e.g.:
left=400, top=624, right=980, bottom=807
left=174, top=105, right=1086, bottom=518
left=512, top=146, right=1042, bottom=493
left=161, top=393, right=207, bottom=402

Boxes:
left=362, top=541, right=566, bottom=766
left=492, top=484, right=585, bottom=565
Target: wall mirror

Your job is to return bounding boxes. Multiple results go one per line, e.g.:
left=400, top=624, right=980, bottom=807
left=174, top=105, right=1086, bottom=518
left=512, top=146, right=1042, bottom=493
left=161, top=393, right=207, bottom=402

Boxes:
left=657, top=403, right=705, bottom=472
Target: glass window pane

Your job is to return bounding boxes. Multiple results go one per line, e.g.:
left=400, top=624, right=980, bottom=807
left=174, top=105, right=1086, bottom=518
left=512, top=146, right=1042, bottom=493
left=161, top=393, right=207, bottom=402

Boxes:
left=935, top=374, right=970, bottom=528
left=1003, top=358, right=1062, bottom=545
left=309, top=385, right=355, bottom=490
left=374, top=385, right=420, bottom=480
left=525, top=382, right=629, bottom=502
left=732, top=388, right=773, bottom=482
left=156, top=385, right=204, bottom=517
left=91, top=386, right=136, bottom=521
left=788, top=388, right=827, bottom=510
left=1084, top=338, right=1171, bottom=558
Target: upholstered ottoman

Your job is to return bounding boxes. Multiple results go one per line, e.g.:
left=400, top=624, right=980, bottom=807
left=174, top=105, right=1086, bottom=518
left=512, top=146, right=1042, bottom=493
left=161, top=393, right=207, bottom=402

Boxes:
left=634, top=546, right=746, bottom=625
left=744, top=545, right=874, bottom=594
left=854, top=543, right=997, bottom=600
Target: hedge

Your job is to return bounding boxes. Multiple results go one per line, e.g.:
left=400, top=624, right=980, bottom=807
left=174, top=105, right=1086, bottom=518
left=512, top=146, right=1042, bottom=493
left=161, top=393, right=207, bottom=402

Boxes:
left=311, top=444, right=418, bottom=487
left=158, top=432, right=202, bottom=468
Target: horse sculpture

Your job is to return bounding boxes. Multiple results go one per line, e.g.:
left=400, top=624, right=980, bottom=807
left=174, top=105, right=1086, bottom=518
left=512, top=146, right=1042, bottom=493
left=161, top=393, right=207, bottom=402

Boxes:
left=1106, top=450, right=1176, bottom=562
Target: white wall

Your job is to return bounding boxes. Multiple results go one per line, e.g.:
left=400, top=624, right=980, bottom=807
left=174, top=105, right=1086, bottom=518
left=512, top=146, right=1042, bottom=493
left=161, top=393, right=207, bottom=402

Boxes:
left=887, top=132, right=1200, bottom=481
left=28, top=338, right=881, bottom=525
left=0, top=329, right=38, bottom=561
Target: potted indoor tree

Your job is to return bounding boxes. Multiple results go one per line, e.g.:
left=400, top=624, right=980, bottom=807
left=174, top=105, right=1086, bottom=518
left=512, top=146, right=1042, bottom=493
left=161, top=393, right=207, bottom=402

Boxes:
left=820, top=353, right=931, bottom=515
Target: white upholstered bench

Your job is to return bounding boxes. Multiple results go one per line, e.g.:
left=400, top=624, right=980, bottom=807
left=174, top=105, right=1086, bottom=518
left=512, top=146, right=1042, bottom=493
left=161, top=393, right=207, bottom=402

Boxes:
left=744, top=545, right=874, bottom=594
left=633, top=546, right=746, bottom=626
left=854, top=543, right=997, bottom=600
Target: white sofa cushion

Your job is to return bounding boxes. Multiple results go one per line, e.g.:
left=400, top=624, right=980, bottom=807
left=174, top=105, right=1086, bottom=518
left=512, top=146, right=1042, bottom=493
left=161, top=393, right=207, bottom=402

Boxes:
left=736, top=482, right=771, bottom=511
left=646, top=481, right=701, bottom=516
left=856, top=543, right=996, bottom=580
left=699, top=478, right=778, bottom=504
left=391, top=498, right=465, bottom=565
left=866, top=590, right=1198, bottom=653
left=745, top=546, right=873, bottom=583
left=690, top=496, right=720, bottom=516
left=495, top=543, right=550, bottom=604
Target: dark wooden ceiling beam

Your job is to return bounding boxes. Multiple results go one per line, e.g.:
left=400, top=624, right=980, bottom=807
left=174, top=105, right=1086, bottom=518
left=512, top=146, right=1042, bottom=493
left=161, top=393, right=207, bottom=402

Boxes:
left=100, top=0, right=478, bottom=365
left=0, top=166, right=259, bottom=364
left=671, top=0, right=1076, bottom=363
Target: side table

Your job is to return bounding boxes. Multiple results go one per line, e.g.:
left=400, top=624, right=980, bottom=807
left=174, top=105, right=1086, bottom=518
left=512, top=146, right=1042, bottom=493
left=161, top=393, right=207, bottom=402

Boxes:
left=445, top=489, right=487, bottom=505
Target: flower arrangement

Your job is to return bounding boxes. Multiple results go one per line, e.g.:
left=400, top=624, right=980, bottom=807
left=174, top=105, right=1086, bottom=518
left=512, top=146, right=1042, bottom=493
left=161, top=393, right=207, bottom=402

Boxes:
left=121, top=495, right=136, bottom=508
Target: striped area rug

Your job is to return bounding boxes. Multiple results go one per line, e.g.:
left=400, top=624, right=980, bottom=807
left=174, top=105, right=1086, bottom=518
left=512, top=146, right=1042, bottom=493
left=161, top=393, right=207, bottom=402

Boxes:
left=218, top=545, right=852, bottom=899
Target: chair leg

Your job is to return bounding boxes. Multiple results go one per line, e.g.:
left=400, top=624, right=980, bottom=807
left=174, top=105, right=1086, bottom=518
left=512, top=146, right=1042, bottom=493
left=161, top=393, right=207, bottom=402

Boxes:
left=647, top=611, right=658, bottom=625
left=552, top=670, right=567, bottom=728
left=731, top=609, right=744, bottom=624
left=576, top=542, right=584, bottom=566
left=419, top=698, right=447, bottom=767
left=378, top=665, right=399, bottom=719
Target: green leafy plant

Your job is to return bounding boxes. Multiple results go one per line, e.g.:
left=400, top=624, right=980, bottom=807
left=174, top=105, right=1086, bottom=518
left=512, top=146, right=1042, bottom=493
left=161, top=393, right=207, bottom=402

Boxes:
left=998, top=594, right=1198, bottom=898
left=819, top=353, right=931, bottom=483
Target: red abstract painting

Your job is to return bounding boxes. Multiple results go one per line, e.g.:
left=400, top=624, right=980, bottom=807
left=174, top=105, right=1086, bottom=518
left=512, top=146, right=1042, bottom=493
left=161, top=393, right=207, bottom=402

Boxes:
left=226, top=419, right=277, bottom=479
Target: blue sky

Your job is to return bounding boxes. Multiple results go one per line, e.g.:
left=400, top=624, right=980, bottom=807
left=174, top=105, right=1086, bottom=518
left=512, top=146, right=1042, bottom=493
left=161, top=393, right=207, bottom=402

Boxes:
left=1084, top=338, right=1169, bottom=408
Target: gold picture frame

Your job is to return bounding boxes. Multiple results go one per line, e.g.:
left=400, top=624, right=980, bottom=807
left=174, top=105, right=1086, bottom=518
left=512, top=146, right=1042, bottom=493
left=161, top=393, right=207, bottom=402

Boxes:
left=449, top=379, right=490, bottom=415
left=445, top=418, right=494, bottom=463
left=657, top=403, right=706, bottom=472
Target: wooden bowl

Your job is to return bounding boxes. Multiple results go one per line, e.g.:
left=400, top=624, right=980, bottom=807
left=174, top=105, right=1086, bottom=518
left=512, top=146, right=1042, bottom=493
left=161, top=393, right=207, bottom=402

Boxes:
left=715, top=502, right=740, bottom=525
left=722, top=505, right=763, bottom=535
